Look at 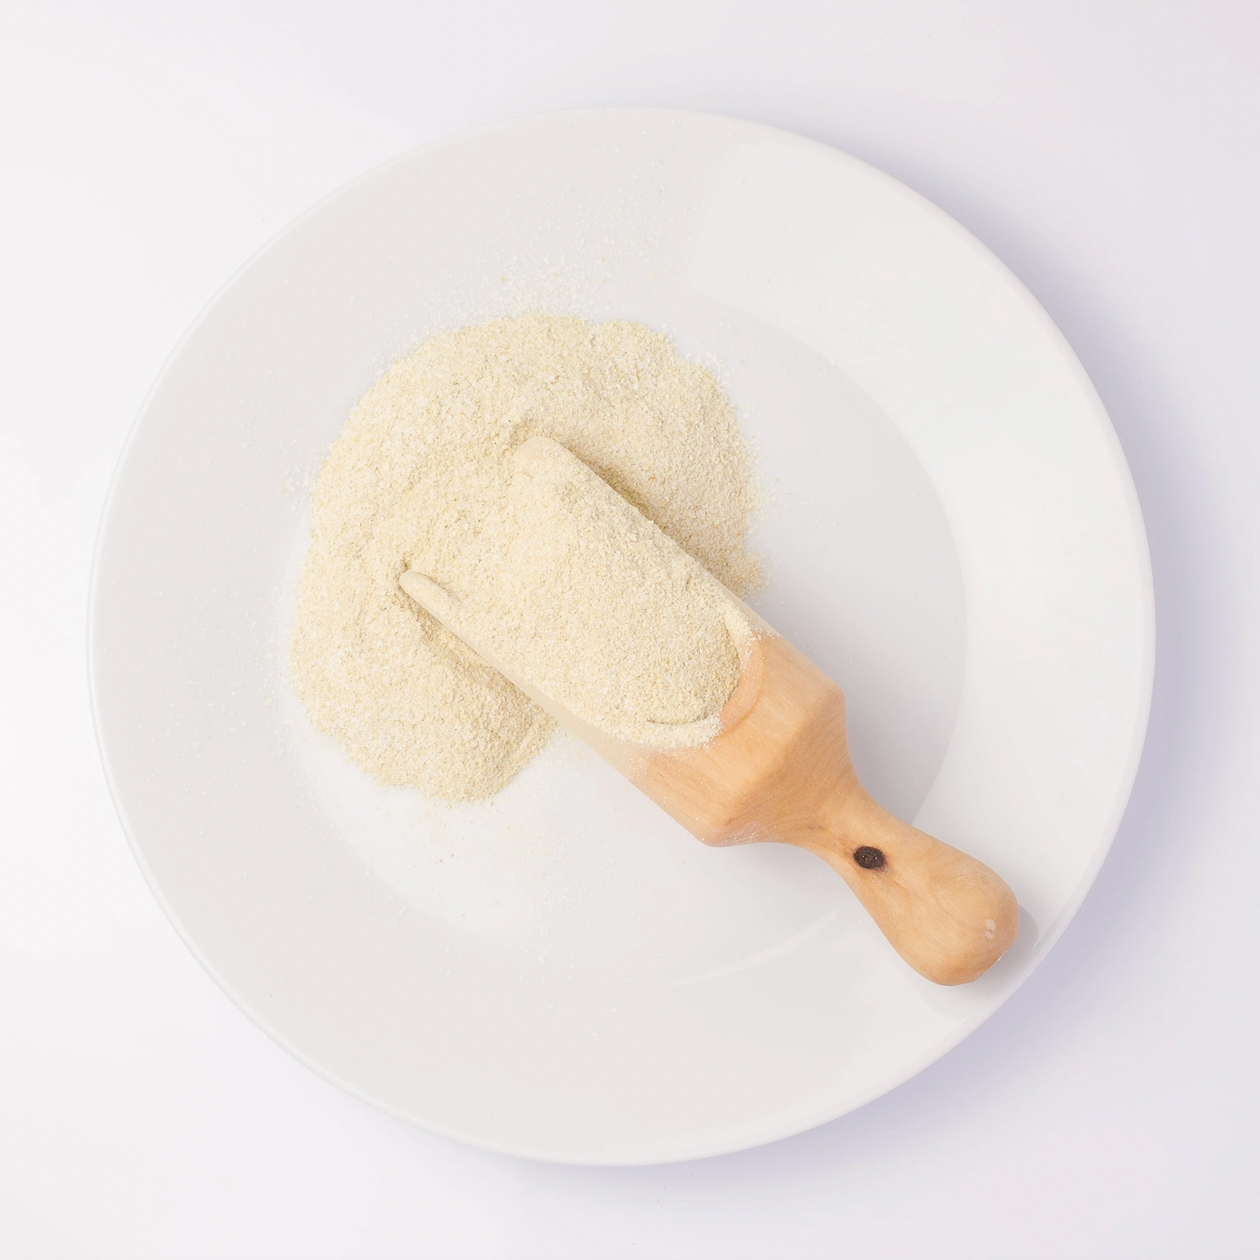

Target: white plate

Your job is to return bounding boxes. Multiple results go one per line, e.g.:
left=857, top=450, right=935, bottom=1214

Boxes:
left=89, top=109, right=1154, bottom=1164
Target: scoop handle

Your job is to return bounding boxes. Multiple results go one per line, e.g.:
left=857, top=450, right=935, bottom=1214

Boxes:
left=800, top=781, right=1019, bottom=985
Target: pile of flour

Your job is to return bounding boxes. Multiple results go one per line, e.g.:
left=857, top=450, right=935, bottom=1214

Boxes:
left=290, top=315, right=759, bottom=802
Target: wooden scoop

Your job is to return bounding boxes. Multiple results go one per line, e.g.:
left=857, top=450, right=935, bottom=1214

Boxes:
left=401, top=440, right=1018, bottom=985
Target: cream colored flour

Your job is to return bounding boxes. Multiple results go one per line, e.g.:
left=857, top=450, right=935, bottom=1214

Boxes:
left=407, top=435, right=748, bottom=749
left=290, top=315, right=759, bottom=802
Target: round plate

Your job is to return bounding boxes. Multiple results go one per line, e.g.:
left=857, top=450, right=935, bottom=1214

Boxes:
left=89, top=109, right=1153, bottom=1164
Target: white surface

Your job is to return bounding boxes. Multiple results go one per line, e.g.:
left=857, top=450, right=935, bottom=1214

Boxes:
left=1, top=0, right=1255, bottom=1252
left=89, top=108, right=1151, bottom=1162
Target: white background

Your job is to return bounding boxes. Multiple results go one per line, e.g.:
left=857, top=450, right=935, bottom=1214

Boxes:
left=1, top=2, right=1256, bottom=1256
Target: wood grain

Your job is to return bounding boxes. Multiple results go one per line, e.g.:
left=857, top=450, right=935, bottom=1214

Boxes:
left=632, top=628, right=1019, bottom=985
